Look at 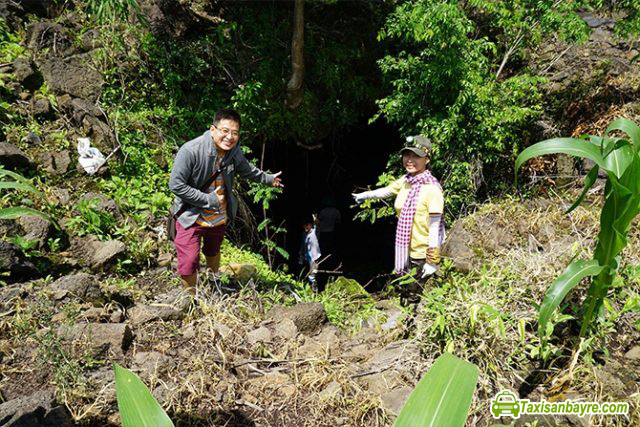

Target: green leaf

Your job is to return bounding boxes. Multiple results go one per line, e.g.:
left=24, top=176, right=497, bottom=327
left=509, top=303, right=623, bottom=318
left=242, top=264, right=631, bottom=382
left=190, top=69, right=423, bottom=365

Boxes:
left=565, top=165, right=599, bottom=214
left=394, top=353, right=478, bottom=427
left=605, top=118, right=640, bottom=153
left=603, top=141, right=633, bottom=178
left=114, top=363, right=174, bottom=427
left=0, top=167, right=32, bottom=183
left=515, top=138, right=606, bottom=177
left=0, top=181, right=40, bottom=194
left=275, top=246, right=289, bottom=260
left=0, top=207, right=50, bottom=221
left=538, top=259, right=604, bottom=338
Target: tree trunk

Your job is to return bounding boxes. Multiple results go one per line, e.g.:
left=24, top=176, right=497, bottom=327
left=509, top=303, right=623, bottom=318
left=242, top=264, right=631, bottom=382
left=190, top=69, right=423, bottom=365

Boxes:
left=285, top=0, right=304, bottom=110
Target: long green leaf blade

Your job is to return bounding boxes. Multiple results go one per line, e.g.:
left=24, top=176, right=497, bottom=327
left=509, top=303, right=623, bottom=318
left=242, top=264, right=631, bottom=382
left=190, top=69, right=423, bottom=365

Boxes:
left=565, top=165, right=599, bottom=214
left=515, top=138, right=606, bottom=176
left=538, top=260, right=604, bottom=338
left=0, top=181, right=40, bottom=194
left=394, top=353, right=478, bottom=427
left=0, top=167, right=32, bottom=183
left=0, top=207, right=50, bottom=221
left=603, top=142, right=633, bottom=178
left=114, top=363, right=174, bottom=427
left=605, top=118, right=640, bottom=153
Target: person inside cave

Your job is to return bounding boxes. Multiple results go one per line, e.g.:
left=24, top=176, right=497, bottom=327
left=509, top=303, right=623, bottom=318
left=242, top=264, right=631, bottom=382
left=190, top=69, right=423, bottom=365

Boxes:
left=298, top=215, right=322, bottom=291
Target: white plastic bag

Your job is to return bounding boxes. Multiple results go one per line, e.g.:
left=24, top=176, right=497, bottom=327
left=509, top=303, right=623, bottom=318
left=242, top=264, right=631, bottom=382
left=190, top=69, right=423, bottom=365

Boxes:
left=77, top=137, right=106, bottom=175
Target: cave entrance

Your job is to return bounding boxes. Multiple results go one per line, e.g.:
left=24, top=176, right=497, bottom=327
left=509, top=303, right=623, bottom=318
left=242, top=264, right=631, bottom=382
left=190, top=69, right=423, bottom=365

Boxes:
left=255, top=120, right=402, bottom=289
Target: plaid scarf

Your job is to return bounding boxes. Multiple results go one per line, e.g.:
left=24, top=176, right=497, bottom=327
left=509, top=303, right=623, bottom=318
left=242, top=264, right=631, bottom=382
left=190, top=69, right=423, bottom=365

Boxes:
left=394, top=170, right=444, bottom=274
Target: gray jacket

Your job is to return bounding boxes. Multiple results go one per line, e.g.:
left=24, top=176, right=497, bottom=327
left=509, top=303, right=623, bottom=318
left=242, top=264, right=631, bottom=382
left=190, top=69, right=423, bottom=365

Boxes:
left=169, top=130, right=275, bottom=228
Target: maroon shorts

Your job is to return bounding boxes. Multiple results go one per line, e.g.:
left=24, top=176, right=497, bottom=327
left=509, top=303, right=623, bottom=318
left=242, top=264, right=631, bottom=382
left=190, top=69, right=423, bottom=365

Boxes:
left=174, top=221, right=226, bottom=275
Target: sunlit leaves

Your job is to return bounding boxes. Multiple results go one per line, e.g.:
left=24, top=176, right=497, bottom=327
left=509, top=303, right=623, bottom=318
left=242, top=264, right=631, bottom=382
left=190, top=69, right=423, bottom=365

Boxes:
left=516, top=117, right=640, bottom=341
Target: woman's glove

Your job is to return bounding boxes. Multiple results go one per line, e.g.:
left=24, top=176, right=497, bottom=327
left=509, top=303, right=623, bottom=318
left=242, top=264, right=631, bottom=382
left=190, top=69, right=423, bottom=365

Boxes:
left=352, top=193, right=366, bottom=204
left=426, top=247, right=441, bottom=265
left=421, top=263, right=437, bottom=278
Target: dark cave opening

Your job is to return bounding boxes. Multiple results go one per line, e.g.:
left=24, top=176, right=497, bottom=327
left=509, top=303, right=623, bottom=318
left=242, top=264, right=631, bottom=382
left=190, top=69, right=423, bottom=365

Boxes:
left=255, top=120, right=403, bottom=289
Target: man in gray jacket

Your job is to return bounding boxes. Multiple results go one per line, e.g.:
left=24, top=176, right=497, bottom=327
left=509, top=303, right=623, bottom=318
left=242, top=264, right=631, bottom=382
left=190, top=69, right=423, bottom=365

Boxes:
left=169, top=109, right=283, bottom=293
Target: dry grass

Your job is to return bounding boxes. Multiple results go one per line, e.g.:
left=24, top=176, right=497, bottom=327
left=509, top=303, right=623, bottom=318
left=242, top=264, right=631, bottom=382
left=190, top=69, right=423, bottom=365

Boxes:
left=3, top=191, right=640, bottom=426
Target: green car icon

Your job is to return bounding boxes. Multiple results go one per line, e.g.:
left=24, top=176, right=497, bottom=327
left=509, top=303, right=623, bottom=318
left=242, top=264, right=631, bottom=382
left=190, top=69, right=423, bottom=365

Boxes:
left=491, top=391, right=520, bottom=418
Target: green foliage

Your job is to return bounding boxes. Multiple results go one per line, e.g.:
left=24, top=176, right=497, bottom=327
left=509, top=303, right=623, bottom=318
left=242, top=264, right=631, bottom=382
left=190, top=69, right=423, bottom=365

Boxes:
left=0, top=167, right=52, bottom=222
left=0, top=18, right=24, bottom=63
left=308, top=276, right=379, bottom=332
left=220, top=241, right=300, bottom=288
left=66, top=198, right=116, bottom=239
left=85, top=0, right=146, bottom=25
left=99, top=174, right=171, bottom=219
left=394, top=353, right=478, bottom=427
left=373, top=0, right=595, bottom=218
left=516, top=117, right=640, bottom=342
left=114, top=363, right=174, bottom=427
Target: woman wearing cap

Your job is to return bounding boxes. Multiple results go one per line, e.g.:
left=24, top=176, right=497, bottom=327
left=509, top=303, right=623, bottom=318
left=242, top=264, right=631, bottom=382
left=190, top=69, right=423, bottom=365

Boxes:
left=352, top=136, right=445, bottom=292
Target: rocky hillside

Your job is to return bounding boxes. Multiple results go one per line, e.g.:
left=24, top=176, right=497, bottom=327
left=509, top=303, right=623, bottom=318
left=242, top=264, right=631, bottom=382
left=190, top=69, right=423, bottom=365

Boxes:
left=2, top=193, right=640, bottom=426
left=1, top=2, right=640, bottom=427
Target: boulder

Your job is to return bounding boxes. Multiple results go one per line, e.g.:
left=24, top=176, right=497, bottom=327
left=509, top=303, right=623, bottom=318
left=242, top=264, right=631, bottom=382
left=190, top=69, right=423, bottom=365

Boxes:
left=0, top=389, right=74, bottom=427
left=128, top=303, right=185, bottom=327
left=12, top=57, right=42, bottom=90
left=132, top=351, right=172, bottom=378
left=50, top=272, right=103, bottom=305
left=58, top=322, right=133, bottom=356
left=441, top=222, right=475, bottom=273
left=39, top=54, right=103, bottom=101
left=273, top=318, right=298, bottom=340
left=26, top=22, right=73, bottom=55
left=360, top=371, right=403, bottom=395
left=32, top=98, right=51, bottom=117
left=0, top=218, right=20, bottom=237
left=624, top=346, right=640, bottom=360
left=0, top=142, right=31, bottom=170
left=22, top=131, right=42, bottom=146
left=267, top=302, right=327, bottom=335
left=35, top=150, right=71, bottom=175
left=297, top=337, right=325, bottom=358
left=154, top=288, right=193, bottom=312
left=81, top=29, right=102, bottom=51
left=69, top=235, right=126, bottom=269
left=213, top=322, right=232, bottom=340
left=0, top=241, right=39, bottom=281
left=246, top=326, right=272, bottom=345
left=48, top=187, right=71, bottom=206
left=380, top=386, right=412, bottom=415
left=354, top=340, right=421, bottom=382
left=82, top=113, right=117, bottom=154
left=70, top=97, right=103, bottom=124
left=0, top=282, right=29, bottom=312
left=17, top=215, right=52, bottom=249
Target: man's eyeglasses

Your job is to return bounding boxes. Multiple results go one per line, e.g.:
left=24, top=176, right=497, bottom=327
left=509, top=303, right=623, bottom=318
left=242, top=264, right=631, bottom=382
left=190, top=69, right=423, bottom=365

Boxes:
left=214, top=126, right=240, bottom=138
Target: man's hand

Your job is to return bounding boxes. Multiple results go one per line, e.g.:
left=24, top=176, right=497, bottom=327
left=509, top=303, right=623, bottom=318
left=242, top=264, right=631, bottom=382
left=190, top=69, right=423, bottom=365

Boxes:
left=272, top=171, right=284, bottom=188
left=214, top=185, right=225, bottom=205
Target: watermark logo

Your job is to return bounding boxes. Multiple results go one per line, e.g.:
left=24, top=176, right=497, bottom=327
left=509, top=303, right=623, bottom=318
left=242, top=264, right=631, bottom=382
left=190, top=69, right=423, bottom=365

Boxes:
left=491, top=390, right=521, bottom=419
left=490, top=390, right=629, bottom=419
